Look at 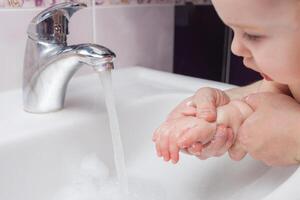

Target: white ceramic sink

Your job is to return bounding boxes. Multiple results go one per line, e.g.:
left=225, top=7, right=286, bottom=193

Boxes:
left=0, top=67, right=299, bottom=200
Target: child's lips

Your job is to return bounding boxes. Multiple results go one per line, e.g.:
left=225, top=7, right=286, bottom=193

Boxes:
left=260, top=73, right=273, bottom=81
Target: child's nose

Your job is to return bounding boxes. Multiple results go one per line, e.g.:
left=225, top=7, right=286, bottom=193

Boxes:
left=231, top=35, right=251, bottom=58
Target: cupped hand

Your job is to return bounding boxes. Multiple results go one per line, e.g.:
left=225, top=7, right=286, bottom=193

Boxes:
left=229, top=92, right=300, bottom=166
left=186, top=87, right=234, bottom=158
left=152, top=116, right=216, bottom=164
left=153, top=87, right=233, bottom=162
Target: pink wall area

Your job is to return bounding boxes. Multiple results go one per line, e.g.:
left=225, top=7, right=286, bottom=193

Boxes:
left=0, top=4, right=174, bottom=92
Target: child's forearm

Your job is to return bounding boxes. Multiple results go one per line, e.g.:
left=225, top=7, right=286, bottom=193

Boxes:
left=225, top=80, right=290, bottom=100
left=225, top=81, right=263, bottom=100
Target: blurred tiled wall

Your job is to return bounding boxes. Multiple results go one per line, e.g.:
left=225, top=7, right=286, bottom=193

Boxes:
left=0, top=0, right=181, bottom=92
left=0, top=0, right=210, bottom=8
left=0, top=0, right=211, bottom=92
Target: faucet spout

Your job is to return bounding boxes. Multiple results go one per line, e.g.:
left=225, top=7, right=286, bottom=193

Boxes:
left=69, top=43, right=115, bottom=71
left=22, top=2, right=116, bottom=113
left=23, top=41, right=115, bottom=113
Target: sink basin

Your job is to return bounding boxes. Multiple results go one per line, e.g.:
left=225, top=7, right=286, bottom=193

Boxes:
left=0, top=66, right=299, bottom=200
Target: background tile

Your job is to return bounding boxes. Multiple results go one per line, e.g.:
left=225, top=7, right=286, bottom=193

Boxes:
left=94, top=5, right=174, bottom=72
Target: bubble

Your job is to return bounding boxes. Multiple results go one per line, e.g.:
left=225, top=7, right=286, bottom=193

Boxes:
left=52, top=154, right=166, bottom=200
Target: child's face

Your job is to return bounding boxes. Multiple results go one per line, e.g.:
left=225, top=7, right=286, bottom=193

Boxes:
left=212, top=0, right=300, bottom=84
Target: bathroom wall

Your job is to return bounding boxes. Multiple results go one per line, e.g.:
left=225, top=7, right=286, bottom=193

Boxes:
left=1, top=0, right=202, bottom=92
left=174, top=4, right=226, bottom=82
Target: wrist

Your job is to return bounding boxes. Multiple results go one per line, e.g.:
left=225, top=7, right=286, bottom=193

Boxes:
left=225, top=80, right=264, bottom=100
left=225, top=87, right=248, bottom=101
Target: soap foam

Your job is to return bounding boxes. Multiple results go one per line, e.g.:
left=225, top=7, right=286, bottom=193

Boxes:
left=52, top=154, right=166, bottom=200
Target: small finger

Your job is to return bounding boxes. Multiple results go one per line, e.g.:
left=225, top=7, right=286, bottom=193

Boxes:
left=169, top=143, right=180, bottom=164
left=187, top=142, right=203, bottom=156
left=155, top=141, right=162, bottom=157
left=196, top=153, right=209, bottom=160
left=200, top=125, right=228, bottom=157
left=215, top=127, right=234, bottom=156
left=228, top=138, right=247, bottom=161
left=195, top=141, right=212, bottom=160
left=168, top=132, right=180, bottom=164
left=159, top=132, right=170, bottom=162
left=177, top=120, right=216, bottom=148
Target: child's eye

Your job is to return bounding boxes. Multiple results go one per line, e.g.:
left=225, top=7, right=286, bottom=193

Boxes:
left=243, top=32, right=262, bottom=41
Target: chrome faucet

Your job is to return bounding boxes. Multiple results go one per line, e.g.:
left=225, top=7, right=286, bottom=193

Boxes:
left=23, top=2, right=116, bottom=113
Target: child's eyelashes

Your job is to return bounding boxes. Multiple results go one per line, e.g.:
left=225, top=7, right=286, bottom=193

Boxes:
left=230, top=28, right=265, bottom=43
left=242, top=32, right=263, bottom=42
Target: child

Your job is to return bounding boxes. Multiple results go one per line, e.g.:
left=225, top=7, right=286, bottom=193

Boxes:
left=153, top=0, right=300, bottom=166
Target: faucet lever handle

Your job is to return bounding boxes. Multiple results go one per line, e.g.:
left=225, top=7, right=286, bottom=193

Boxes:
left=27, top=2, right=87, bottom=44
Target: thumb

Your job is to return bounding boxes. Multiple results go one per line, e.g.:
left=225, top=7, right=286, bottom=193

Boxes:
left=195, top=98, right=217, bottom=123
left=228, top=125, right=247, bottom=161
left=193, top=88, right=230, bottom=122
left=228, top=139, right=247, bottom=161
